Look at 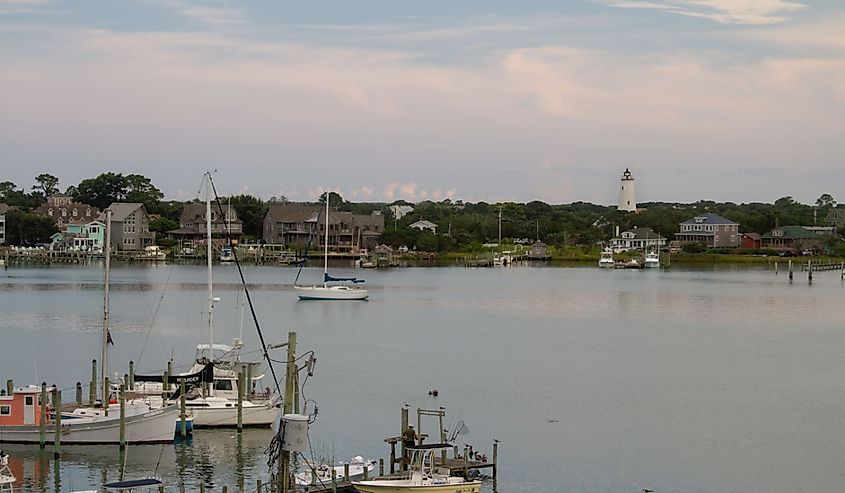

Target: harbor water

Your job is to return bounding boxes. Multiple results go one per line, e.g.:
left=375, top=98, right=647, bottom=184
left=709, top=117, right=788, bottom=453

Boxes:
left=2, top=262, right=845, bottom=492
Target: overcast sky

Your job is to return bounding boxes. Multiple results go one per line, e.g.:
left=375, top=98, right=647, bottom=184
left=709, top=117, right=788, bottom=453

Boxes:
left=2, top=1, right=843, bottom=205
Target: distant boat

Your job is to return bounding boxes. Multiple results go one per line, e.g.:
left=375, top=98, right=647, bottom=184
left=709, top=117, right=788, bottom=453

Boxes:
left=140, top=245, right=166, bottom=261
left=644, top=250, right=660, bottom=268
left=598, top=249, right=615, bottom=268
left=295, top=456, right=376, bottom=487
left=294, top=191, right=368, bottom=301
left=352, top=444, right=481, bottom=493
left=220, top=244, right=235, bottom=262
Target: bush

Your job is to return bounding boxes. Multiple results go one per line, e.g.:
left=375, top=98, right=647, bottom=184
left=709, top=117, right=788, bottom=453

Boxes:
left=682, top=242, right=706, bottom=253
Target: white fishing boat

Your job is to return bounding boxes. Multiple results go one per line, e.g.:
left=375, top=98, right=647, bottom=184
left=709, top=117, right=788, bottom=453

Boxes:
left=139, top=245, right=166, bottom=261
left=296, top=456, right=377, bottom=487
left=644, top=250, right=660, bottom=268
left=0, top=452, right=15, bottom=493
left=133, top=175, right=279, bottom=428
left=352, top=444, right=481, bottom=493
left=294, top=191, right=368, bottom=301
left=598, top=249, right=615, bottom=268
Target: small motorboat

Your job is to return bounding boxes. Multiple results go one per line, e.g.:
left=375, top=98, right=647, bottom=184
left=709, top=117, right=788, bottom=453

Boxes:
left=644, top=250, right=660, bottom=268
left=598, top=249, right=615, bottom=268
left=352, top=443, right=481, bottom=493
left=296, top=456, right=376, bottom=487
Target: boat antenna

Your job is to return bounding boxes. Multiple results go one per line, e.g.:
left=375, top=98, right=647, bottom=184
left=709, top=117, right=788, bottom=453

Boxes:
left=207, top=174, right=282, bottom=396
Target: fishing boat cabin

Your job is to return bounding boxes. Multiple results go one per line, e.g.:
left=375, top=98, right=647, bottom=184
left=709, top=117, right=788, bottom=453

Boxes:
left=0, top=386, right=48, bottom=426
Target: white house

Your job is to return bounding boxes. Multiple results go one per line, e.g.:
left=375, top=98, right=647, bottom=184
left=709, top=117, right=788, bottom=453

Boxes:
left=390, top=204, right=414, bottom=220
left=609, top=227, right=666, bottom=252
left=409, top=220, right=437, bottom=233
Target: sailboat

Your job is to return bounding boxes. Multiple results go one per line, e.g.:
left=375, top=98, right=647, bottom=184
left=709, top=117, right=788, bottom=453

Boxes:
left=0, top=210, right=181, bottom=444
left=133, top=174, right=279, bottom=427
left=294, top=191, right=368, bottom=300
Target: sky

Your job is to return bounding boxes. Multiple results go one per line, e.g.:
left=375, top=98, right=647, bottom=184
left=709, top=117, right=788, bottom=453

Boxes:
left=1, top=0, right=843, bottom=205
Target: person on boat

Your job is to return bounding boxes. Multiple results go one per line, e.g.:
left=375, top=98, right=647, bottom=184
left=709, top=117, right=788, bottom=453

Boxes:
left=403, top=425, right=418, bottom=459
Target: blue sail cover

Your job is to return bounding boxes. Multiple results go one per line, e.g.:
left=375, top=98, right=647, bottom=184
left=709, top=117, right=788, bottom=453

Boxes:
left=104, top=478, right=163, bottom=490
left=324, top=273, right=365, bottom=284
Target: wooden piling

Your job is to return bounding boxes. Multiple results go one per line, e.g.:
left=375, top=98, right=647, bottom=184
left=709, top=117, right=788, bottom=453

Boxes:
left=89, top=359, right=97, bottom=406
left=808, top=261, right=813, bottom=282
left=119, top=383, right=126, bottom=449
left=162, top=371, right=169, bottom=401
left=39, top=382, right=47, bottom=448
left=53, top=388, right=61, bottom=458
left=180, top=379, right=187, bottom=439
left=379, top=458, right=384, bottom=476
left=775, top=261, right=778, bottom=275
left=331, top=468, right=337, bottom=493
left=75, top=382, right=82, bottom=406
left=179, top=482, right=185, bottom=493
left=256, top=479, right=262, bottom=493
left=5, top=379, right=12, bottom=396
left=789, top=260, right=793, bottom=281
left=199, top=482, right=205, bottom=493
left=166, top=361, right=172, bottom=391
left=492, top=440, right=498, bottom=479
left=237, top=369, right=244, bottom=432
left=158, top=486, right=164, bottom=493
left=343, top=463, right=350, bottom=481
left=363, top=463, right=369, bottom=480
left=129, top=360, right=135, bottom=391
left=222, top=486, right=228, bottom=493
left=123, top=373, right=129, bottom=391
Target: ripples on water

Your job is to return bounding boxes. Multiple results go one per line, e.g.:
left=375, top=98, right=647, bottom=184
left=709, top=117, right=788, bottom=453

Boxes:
left=2, top=263, right=845, bottom=492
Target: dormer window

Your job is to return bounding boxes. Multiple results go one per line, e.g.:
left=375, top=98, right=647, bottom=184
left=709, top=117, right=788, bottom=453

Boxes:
left=72, top=208, right=78, bottom=217
left=48, top=208, right=53, bottom=216
left=61, top=209, right=67, bottom=217
left=694, top=217, right=705, bottom=224
left=86, top=208, right=91, bottom=216
left=772, top=229, right=784, bottom=237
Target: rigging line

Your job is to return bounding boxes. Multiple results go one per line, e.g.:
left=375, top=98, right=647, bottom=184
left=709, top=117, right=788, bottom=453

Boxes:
left=136, top=261, right=177, bottom=365
left=208, top=174, right=281, bottom=397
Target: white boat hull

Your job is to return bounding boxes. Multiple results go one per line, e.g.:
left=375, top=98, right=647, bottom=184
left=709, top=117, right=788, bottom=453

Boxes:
left=296, top=458, right=376, bottom=487
left=295, top=285, right=368, bottom=300
left=188, top=402, right=278, bottom=427
left=351, top=479, right=482, bottom=493
left=0, top=405, right=180, bottom=444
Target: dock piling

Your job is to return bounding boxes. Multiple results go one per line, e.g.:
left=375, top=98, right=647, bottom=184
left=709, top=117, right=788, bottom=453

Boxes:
left=162, top=371, right=169, bottom=401
left=39, top=382, right=47, bottom=449
left=119, top=383, right=126, bottom=449
left=237, top=369, right=244, bottom=432
left=53, top=388, right=61, bottom=458
left=129, top=360, right=135, bottom=391
left=89, top=359, right=97, bottom=406
left=5, top=379, right=12, bottom=396
left=75, top=382, right=82, bottom=406
left=104, top=377, right=110, bottom=416
left=808, top=261, right=813, bottom=282
left=343, top=463, right=350, bottom=481
left=379, top=458, right=384, bottom=476
left=492, top=440, right=499, bottom=479
left=789, top=260, right=793, bottom=281
left=180, top=379, right=187, bottom=439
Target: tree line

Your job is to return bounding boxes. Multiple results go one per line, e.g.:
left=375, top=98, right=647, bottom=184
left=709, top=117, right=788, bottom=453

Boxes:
left=2, top=173, right=842, bottom=253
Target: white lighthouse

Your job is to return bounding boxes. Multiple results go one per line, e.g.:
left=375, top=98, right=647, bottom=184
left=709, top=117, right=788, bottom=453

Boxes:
left=618, top=168, right=636, bottom=212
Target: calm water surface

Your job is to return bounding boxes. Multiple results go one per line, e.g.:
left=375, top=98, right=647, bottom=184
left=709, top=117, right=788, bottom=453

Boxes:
left=1, top=261, right=844, bottom=492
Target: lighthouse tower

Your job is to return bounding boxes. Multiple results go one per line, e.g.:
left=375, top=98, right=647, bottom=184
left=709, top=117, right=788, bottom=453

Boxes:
left=618, top=168, right=636, bottom=212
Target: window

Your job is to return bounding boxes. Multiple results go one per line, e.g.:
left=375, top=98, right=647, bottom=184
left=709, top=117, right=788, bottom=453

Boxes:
left=48, top=208, right=53, bottom=216
left=62, top=209, right=67, bottom=217
left=73, top=208, right=78, bottom=217
left=25, top=396, right=33, bottom=405
left=0, top=405, right=10, bottom=416
left=216, top=380, right=233, bottom=391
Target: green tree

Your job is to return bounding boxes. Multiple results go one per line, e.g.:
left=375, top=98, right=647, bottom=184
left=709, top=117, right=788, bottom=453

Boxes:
left=318, top=191, right=344, bottom=205
left=149, top=216, right=178, bottom=234
left=73, top=172, right=162, bottom=210
left=32, top=173, right=59, bottom=197
left=4, top=210, right=57, bottom=245
left=224, top=194, right=268, bottom=239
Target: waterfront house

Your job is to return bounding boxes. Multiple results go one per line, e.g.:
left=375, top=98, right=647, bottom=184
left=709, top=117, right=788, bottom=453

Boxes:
left=823, top=208, right=845, bottom=230
left=389, top=204, right=414, bottom=220
left=36, top=194, right=99, bottom=229
left=740, top=232, right=762, bottom=249
left=101, top=203, right=154, bottom=251
left=675, top=213, right=739, bottom=248
left=609, top=227, right=666, bottom=252
left=409, top=220, right=437, bottom=233
left=167, top=202, right=243, bottom=246
left=373, top=244, right=394, bottom=266
left=263, top=204, right=384, bottom=252
left=761, top=226, right=824, bottom=252
left=49, top=220, right=106, bottom=252
left=0, top=203, right=8, bottom=244
left=529, top=240, right=550, bottom=259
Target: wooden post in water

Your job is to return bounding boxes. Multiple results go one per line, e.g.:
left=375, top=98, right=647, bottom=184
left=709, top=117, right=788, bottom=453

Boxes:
left=158, top=486, right=164, bottom=493
left=119, top=383, right=126, bottom=449
left=237, top=369, right=244, bottom=432
left=179, top=482, right=185, bottom=493
left=89, top=359, right=97, bottom=406
left=162, top=371, right=169, bottom=401
left=39, top=382, right=47, bottom=448
left=279, top=331, right=297, bottom=493
left=331, top=468, right=337, bottom=493
left=775, top=261, right=778, bottom=275
left=808, top=261, right=813, bottom=282
left=75, top=382, right=82, bottom=406
left=439, top=411, right=447, bottom=465
left=256, top=479, right=262, bottom=493
left=199, top=482, right=205, bottom=493
left=343, top=463, right=350, bottom=481
left=129, top=360, right=135, bottom=391
left=363, top=463, right=369, bottom=480
left=166, top=361, right=173, bottom=391
left=492, top=440, right=498, bottom=479
left=52, top=388, right=61, bottom=458
left=180, top=379, right=187, bottom=439
left=123, top=373, right=129, bottom=391
left=222, top=486, right=228, bottom=493
left=789, top=260, right=793, bottom=281
left=5, top=379, right=12, bottom=396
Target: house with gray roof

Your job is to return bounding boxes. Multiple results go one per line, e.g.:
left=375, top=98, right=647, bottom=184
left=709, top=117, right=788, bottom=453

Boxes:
left=168, top=202, right=243, bottom=245
left=263, top=204, right=384, bottom=252
left=0, top=203, right=8, bottom=244
left=675, top=213, right=739, bottom=248
left=36, top=194, right=99, bottom=229
left=100, top=203, right=154, bottom=251
left=409, top=220, right=437, bottom=233
left=609, top=227, right=666, bottom=252
left=761, top=226, right=824, bottom=252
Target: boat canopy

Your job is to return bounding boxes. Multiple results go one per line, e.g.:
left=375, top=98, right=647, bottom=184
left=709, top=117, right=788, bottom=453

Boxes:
left=104, top=478, right=163, bottom=490
left=134, top=363, right=214, bottom=385
left=324, top=273, right=365, bottom=284
left=407, top=443, right=455, bottom=451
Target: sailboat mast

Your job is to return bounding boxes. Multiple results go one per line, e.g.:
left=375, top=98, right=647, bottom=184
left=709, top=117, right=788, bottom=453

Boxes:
left=206, top=174, right=214, bottom=363
left=324, top=191, right=329, bottom=287
left=101, top=209, right=112, bottom=400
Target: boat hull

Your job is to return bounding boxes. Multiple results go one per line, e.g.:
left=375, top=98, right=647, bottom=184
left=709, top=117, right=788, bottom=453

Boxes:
left=351, top=480, right=482, bottom=493
left=188, top=403, right=277, bottom=427
left=0, top=405, right=180, bottom=444
left=294, top=286, right=368, bottom=300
